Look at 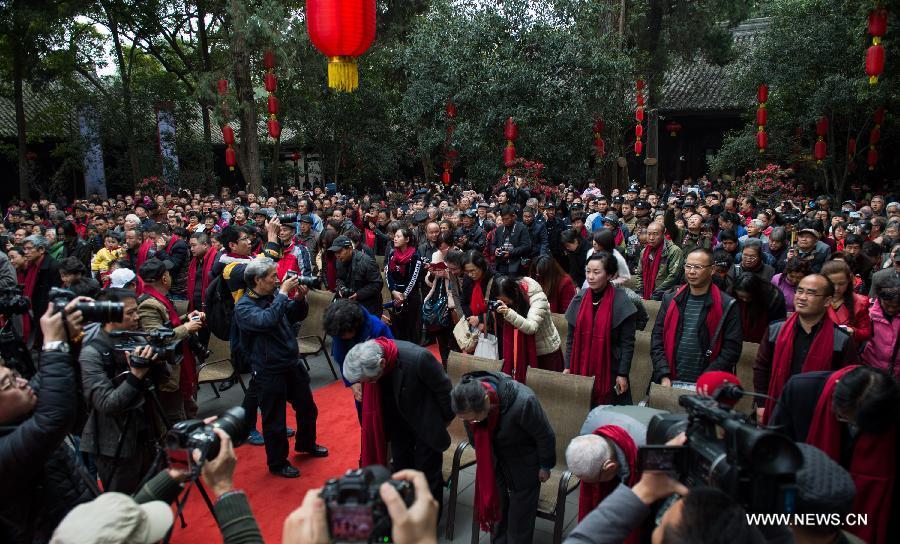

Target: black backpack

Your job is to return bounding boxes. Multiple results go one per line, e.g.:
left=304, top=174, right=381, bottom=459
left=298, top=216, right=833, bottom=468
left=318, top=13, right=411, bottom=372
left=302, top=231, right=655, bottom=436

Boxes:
left=205, top=262, right=240, bottom=340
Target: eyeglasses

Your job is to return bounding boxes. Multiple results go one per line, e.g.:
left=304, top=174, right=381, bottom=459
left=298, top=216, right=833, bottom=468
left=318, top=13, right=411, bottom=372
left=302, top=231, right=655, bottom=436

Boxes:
left=794, top=288, right=827, bottom=297
left=683, top=264, right=711, bottom=271
left=742, top=254, right=759, bottom=261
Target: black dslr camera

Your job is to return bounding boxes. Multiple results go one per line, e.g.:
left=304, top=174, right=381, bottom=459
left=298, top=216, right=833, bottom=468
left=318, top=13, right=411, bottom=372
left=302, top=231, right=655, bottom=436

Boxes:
left=283, top=270, right=322, bottom=289
left=321, top=465, right=414, bottom=543
left=642, top=395, right=802, bottom=513
left=49, top=287, right=124, bottom=323
left=487, top=299, right=504, bottom=312
left=165, top=406, right=249, bottom=478
left=0, top=286, right=30, bottom=316
left=336, top=286, right=356, bottom=299
left=277, top=212, right=299, bottom=224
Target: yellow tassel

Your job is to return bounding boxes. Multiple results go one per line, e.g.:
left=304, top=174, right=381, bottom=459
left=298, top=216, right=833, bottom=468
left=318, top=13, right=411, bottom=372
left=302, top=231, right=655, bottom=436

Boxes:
left=869, top=75, right=879, bottom=85
left=328, top=56, right=359, bottom=92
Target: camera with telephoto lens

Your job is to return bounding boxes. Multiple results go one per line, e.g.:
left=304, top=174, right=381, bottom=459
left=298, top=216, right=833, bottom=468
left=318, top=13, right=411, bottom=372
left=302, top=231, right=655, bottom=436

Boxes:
left=277, top=213, right=299, bottom=224
left=165, top=406, right=249, bottom=477
left=321, top=465, right=414, bottom=543
left=284, top=270, right=322, bottom=289
left=109, top=328, right=180, bottom=369
left=49, top=287, right=124, bottom=323
left=642, top=395, right=802, bottom=514
left=0, top=286, right=30, bottom=316
left=487, top=299, right=504, bottom=312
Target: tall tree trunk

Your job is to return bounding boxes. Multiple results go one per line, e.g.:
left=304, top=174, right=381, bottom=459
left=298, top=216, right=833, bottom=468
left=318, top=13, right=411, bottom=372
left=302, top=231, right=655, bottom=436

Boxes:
left=197, top=0, right=214, bottom=184
left=103, top=3, right=141, bottom=185
left=229, top=0, right=262, bottom=193
left=646, top=110, right=659, bottom=189
left=12, top=42, right=30, bottom=199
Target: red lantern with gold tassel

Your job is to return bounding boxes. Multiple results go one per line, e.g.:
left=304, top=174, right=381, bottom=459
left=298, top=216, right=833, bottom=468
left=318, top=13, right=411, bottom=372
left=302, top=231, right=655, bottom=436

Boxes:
left=267, top=118, right=281, bottom=139
left=503, top=117, right=518, bottom=168
left=866, top=9, right=889, bottom=85
left=263, top=49, right=281, bottom=140
left=222, top=124, right=236, bottom=171
left=756, top=84, right=769, bottom=153
left=593, top=117, right=606, bottom=157
left=222, top=125, right=235, bottom=146
left=306, top=0, right=376, bottom=92
left=635, top=78, right=645, bottom=156
left=813, top=116, right=828, bottom=163
left=868, top=147, right=879, bottom=170
left=225, top=147, right=236, bottom=171
left=634, top=140, right=643, bottom=156
left=756, top=131, right=768, bottom=151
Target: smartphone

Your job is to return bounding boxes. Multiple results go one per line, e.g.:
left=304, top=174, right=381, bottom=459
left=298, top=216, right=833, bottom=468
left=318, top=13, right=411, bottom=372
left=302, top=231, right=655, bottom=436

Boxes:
left=190, top=315, right=201, bottom=322
left=638, top=445, right=686, bottom=474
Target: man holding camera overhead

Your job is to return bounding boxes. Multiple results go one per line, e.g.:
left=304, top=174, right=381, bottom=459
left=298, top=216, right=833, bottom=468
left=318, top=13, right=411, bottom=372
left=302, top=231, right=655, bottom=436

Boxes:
left=137, top=258, right=205, bottom=423
left=234, top=256, right=327, bottom=478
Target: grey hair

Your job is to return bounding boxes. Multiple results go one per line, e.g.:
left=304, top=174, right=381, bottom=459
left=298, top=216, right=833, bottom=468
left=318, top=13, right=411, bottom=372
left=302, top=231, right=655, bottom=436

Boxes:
left=743, top=238, right=763, bottom=252
left=769, top=227, right=786, bottom=242
left=343, top=339, right=385, bottom=383
left=23, top=234, right=49, bottom=250
left=748, top=219, right=765, bottom=229
left=566, top=434, right=612, bottom=481
left=244, top=256, right=277, bottom=287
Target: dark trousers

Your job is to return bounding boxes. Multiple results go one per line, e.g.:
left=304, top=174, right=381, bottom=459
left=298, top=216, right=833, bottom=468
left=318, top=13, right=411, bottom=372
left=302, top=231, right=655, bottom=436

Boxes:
left=434, top=326, right=458, bottom=369
left=389, top=422, right=444, bottom=517
left=94, top=447, right=155, bottom=494
left=391, top=292, right=421, bottom=342
left=253, top=364, right=318, bottom=469
left=493, top=473, right=540, bottom=544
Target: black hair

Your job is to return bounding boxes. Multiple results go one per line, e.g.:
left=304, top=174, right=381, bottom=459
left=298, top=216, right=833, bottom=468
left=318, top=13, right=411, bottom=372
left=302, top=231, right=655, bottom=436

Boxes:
left=875, top=274, right=900, bottom=303
left=585, top=250, right=618, bottom=277
left=323, top=299, right=367, bottom=337
left=189, top=232, right=210, bottom=245
left=712, top=248, right=732, bottom=270
left=833, top=366, right=900, bottom=434
left=463, top=249, right=490, bottom=275
left=451, top=377, right=489, bottom=414
left=95, top=288, right=137, bottom=303
left=843, top=233, right=864, bottom=247
left=437, top=231, right=455, bottom=248
left=494, top=275, right=529, bottom=316
left=445, top=248, right=465, bottom=268
left=60, top=221, right=78, bottom=239
left=59, top=256, right=87, bottom=275
left=662, top=486, right=762, bottom=544
left=718, top=229, right=738, bottom=243
left=68, top=277, right=100, bottom=298
left=499, top=205, right=515, bottom=217
left=591, top=228, right=615, bottom=251
left=862, top=241, right=883, bottom=259
left=560, top=228, right=582, bottom=246
left=784, top=257, right=812, bottom=276
left=219, top=225, right=246, bottom=251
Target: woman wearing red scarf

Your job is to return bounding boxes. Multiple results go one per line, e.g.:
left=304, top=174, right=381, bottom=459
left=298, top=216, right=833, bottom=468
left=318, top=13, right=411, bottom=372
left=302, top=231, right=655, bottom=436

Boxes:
left=821, top=260, right=872, bottom=346
left=564, top=252, right=637, bottom=406
left=731, top=272, right=786, bottom=343
left=461, top=251, right=497, bottom=350
left=385, top=227, right=424, bottom=342
left=451, top=371, right=556, bottom=544
left=493, top=276, right=563, bottom=382
left=770, top=366, right=899, bottom=544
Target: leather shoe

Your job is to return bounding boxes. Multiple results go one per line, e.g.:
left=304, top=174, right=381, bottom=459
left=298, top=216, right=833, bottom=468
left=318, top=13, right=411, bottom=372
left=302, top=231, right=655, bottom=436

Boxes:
left=296, top=444, right=329, bottom=457
left=269, top=464, right=300, bottom=478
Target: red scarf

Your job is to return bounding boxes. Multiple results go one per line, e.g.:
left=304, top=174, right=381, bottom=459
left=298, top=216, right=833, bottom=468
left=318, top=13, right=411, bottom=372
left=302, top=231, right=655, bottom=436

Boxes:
left=501, top=281, right=538, bottom=383
left=762, top=313, right=835, bottom=424
left=141, top=284, right=197, bottom=399
left=165, top=235, right=180, bottom=254
left=364, top=228, right=376, bottom=249
left=578, top=426, right=639, bottom=537
left=807, top=366, right=896, bottom=544
left=470, top=279, right=488, bottom=316
left=360, top=337, right=398, bottom=467
left=471, top=381, right=501, bottom=532
left=324, top=253, right=337, bottom=291
left=640, top=242, right=664, bottom=299
left=186, top=249, right=216, bottom=312
left=22, top=256, right=43, bottom=344
left=136, top=240, right=153, bottom=270
left=662, top=285, right=723, bottom=381
left=613, top=229, right=623, bottom=247
left=389, top=246, right=415, bottom=276
left=570, top=285, right=616, bottom=404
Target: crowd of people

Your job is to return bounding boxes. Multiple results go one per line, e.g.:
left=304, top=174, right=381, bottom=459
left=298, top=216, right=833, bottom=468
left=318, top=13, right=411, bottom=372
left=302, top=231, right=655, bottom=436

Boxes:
left=0, top=175, right=898, bottom=544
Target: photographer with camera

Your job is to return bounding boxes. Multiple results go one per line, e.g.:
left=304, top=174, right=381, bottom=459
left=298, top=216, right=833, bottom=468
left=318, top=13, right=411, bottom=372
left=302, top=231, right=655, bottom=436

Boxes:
left=490, top=206, right=532, bottom=276
left=234, top=257, right=327, bottom=478
left=137, top=259, right=205, bottom=423
left=330, top=235, right=384, bottom=318
left=79, top=288, right=165, bottom=493
left=342, top=337, right=453, bottom=511
left=1, top=302, right=93, bottom=543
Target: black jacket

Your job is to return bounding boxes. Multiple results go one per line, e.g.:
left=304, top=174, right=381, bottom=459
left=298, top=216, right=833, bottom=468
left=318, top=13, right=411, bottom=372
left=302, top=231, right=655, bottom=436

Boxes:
left=544, top=216, right=569, bottom=257
left=29, top=255, right=61, bottom=346
left=566, top=240, right=590, bottom=286
left=336, top=250, right=384, bottom=317
left=62, top=238, right=92, bottom=270
left=462, top=371, right=556, bottom=491
left=382, top=340, right=454, bottom=453
left=234, top=290, right=309, bottom=373
left=525, top=219, right=550, bottom=258
left=164, top=237, right=190, bottom=296
left=650, top=286, right=742, bottom=381
left=457, top=224, right=486, bottom=253
left=753, top=320, right=856, bottom=398
left=0, top=351, right=93, bottom=543
left=490, top=221, right=532, bottom=276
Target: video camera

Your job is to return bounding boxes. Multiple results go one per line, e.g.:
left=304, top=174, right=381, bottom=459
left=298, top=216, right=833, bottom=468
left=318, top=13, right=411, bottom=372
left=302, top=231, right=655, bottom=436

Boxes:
left=643, top=394, right=802, bottom=514
left=0, top=286, right=30, bottom=316
left=165, top=406, right=249, bottom=478
left=109, top=328, right=181, bottom=368
left=320, top=465, right=414, bottom=543
left=49, top=287, right=124, bottom=323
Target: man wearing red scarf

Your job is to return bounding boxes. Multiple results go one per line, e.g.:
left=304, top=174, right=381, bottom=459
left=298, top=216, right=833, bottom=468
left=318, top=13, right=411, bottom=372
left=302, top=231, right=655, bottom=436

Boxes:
left=343, top=337, right=453, bottom=513
left=124, top=227, right=156, bottom=272
left=136, top=259, right=205, bottom=422
left=450, top=371, right=556, bottom=544
left=651, top=248, right=741, bottom=386
left=636, top=222, right=683, bottom=300
left=753, top=274, right=856, bottom=423
left=186, top=232, right=216, bottom=313
left=21, top=234, right=61, bottom=349
left=771, top=367, right=900, bottom=544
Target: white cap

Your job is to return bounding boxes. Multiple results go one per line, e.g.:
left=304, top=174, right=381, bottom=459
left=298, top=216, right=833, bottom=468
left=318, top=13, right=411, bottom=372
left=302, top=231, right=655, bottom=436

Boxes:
left=108, top=268, right=137, bottom=288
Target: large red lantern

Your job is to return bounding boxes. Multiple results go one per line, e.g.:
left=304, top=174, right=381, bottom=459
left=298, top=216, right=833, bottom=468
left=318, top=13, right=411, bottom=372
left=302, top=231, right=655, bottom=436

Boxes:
left=866, top=44, right=885, bottom=85
left=757, top=84, right=769, bottom=104
left=593, top=118, right=604, bottom=134
left=635, top=107, right=644, bottom=122
left=221, top=125, right=235, bottom=146
left=634, top=140, right=643, bottom=156
left=593, top=117, right=606, bottom=157
left=868, top=147, right=879, bottom=170
left=442, top=170, right=451, bottom=185
left=874, top=107, right=886, bottom=125
left=306, top=0, right=376, bottom=92
left=816, top=116, right=829, bottom=137
left=814, top=140, right=826, bottom=163
left=503, top=145, right=516, bottom=166
left=268, top=118, right=281, bottom=139
left=594, top=139, right=606, bottom=157
left=870, top=126, right=881, bottom=145
left=263, top=50, right=276, bottom=71
left=813, top=116, right=828, bottom=163
left=848, top=138, right=857, bottom=157
left=264, top=73, right=277, bottom=93
left=756, top=108, right=768, bottom=127
left=225, top=147, right=237, bottom=171
left=446, top=101, right=457, bottom=119
left=267, top=95, right=279, bottom=116
left=869, top=9, right=888, bottom=39
left=634, top=123, right=644, bottom=138
left=504, top=117, right=518, bottom=141
left=756, top=131, right=768, bottom=151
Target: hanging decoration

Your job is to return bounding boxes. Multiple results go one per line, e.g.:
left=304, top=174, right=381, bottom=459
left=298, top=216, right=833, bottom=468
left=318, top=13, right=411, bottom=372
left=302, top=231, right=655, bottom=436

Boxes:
left=443, top=101, right=457, bottom=185
left=866, top=8, right=888, bottom=85
left=814, top=116, right=828, bottom=163
left=868, top=107, right=885, bottom=170
left=306, top=0, right=376, bottom=92
left=217, top=79, right=236, bottom=171
left=264, top=49, right=281, bottom=139
left=593, top=117, right=606, bottom=157
left=635, top=78, right=645, bottom=156
left=665, top=121, right=682, bottom=137
left=504, top=117, right=518, bottom=169
left=757, top=84, right=769, bottom=153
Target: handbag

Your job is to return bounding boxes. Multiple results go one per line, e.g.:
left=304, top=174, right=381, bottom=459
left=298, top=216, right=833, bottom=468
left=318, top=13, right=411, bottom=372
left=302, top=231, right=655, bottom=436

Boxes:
left=474, top=329, right=499, bottom=360
left=422, top=281, right=449, bottom=331
left=453, top=277, right=494, bottom=354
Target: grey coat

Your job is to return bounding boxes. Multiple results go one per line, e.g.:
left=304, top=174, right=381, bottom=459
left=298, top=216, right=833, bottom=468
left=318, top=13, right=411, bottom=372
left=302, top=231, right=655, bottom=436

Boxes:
left=564, top=287, right=638, bottom=380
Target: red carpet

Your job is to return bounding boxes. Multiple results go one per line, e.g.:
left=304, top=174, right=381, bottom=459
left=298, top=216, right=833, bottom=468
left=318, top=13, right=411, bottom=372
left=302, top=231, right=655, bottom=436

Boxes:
left=170, top=381, right=360, bottom=543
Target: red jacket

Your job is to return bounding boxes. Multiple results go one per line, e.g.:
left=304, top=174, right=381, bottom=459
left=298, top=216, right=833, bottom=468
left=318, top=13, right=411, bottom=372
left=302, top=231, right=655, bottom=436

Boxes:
left=548, top=274, right=576, bottom=314
left=827, top=293, right=872, bottom=346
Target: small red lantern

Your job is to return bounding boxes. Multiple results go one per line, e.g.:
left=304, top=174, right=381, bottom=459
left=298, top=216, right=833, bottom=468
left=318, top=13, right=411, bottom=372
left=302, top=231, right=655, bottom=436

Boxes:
left=814, top=140, right=827, bottom=163
left=217, top=79, right=228, bottom=96
left=268, top=118, right=281, bottom=139
left=636, top=93, right=645, bottom=107
left=868, top=147, right=879, bottom=170
left=446, top=102, right=457, bottom=119
left=442, top=170, right=451, bottom=185
left=634, top=140, right=643, bottom=156
left=593, top=118, right=604, bottom=134
left=267, top=95, right=279, bottom=116
left=292, top=151, right=300, bottom=162
left=757, top=84, right=769, bottom=104
left=636, top=79, right=645, bottom=91
left=870, top=126, right=881, bottom=145
left=446, top=148, right=459, bottom=160
left=225, top=147, right=237, bottom=171
left=221, top=125, right=235, bottom=146
left=848, top=138, right=857, bottom=157
left=594, top=139, right=606, bottom=157
left=665, top=121, right=682, bottom=137
left=756, top=108, right=768, bottom=127
left=503, top=145, right=516, bottom=166
left=756, top=131, right=768, bottom=152
left=874, top=107, right=886, bottom=125
left=866, top=44, right=885, bottom=85
left=816, top=116, right=829, bottom=137
left=306, top=0, right=376, bottom=92
left=264, top=73, right=277, bottom=93
left=635, top=107, right=644, bottom=122
left=504, top=117, right=518, bottom=141
left=634, top=124, right=644, bottom=138
left=869, top=9, right=888, bottom=41
left=263, top=50, right=276, bottom=70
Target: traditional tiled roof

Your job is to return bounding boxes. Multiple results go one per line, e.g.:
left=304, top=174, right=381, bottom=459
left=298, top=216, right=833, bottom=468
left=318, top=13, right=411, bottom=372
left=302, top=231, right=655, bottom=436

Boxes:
left=659, top=17, right=771, bottom=113
left=0, top=86, right=74, bottom=139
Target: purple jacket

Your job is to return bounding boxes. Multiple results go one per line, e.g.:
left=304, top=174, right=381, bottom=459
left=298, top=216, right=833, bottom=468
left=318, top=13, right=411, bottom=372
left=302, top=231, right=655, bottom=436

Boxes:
left=860, top=300, right=900, bottom=379
left=771, top=273, right=797, bottom=313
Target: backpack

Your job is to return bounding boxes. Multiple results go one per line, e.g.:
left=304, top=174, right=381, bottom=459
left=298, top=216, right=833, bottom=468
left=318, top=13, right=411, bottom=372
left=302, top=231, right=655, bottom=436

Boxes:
left=205, top=262, right=240, bottom=340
